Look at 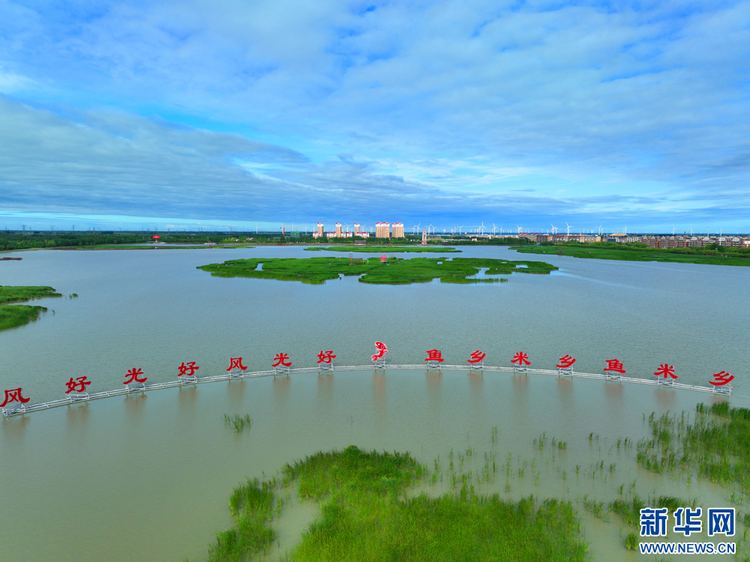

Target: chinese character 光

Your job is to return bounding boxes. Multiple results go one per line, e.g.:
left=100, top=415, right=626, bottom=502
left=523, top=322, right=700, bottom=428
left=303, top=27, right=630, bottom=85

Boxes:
left=371, top=341, right=388, bottom=361
left=604, top=359, right=626, bottom=374
left=468, top=350, right=486, bottom=363
left=123, top=368, right=147, bottom=385
left=425, top=349, right=444, bottom=362
left=654, top=363, right=677, bottom=379
left=0, top=388, right=30, bottom=407
left=317, top=350, right=336, bottom=364
left=178, top=361, right=200, bottom=376
left=708, top=508, right=735, bottom=537
left=710, top=371, right=734, bottom=386
left=511, top=352, right=530, bottom=366
left=556, top=355, right=576, bottom=369
left=673, top=507, right=702, bottom=536
left=227, top=357, right=247, bottom=371
left=65, top=376, right=92, bottom=394
left=272, top=353, right=292, bottom=367
left=640, top=507, right=668, bottom=537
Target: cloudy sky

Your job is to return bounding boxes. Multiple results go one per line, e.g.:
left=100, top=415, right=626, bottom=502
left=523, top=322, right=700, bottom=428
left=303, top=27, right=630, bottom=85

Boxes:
left=1, top=0, right=749, bottom=233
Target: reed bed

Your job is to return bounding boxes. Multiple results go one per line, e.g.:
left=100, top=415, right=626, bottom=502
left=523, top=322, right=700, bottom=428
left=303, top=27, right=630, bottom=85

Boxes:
left=637, top=402, right=750, bottom=496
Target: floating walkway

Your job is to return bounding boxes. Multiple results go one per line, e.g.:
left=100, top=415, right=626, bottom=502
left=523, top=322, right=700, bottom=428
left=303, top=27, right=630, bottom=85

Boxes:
left=2, top=363, right=730, bottom=418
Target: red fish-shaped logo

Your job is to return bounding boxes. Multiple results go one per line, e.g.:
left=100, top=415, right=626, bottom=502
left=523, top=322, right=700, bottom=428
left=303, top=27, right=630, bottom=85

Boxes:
left=371, top=341, right=388, bottom=362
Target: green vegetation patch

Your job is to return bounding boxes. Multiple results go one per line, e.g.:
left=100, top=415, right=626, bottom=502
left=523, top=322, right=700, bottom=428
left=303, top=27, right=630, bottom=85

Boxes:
left=203, top=446, right=587, bottom=562
left=0, top=286, right=61, bottom=331
left=514, top=241, right=750, bottom=266
left=208, top=478, right=276, bottom=562
left=197, top=257, right=557, bottom=285
left=0, top=285, right=61, bottom=304
left=306, top=245, right=461, bottom=253
left=638, top=403, right=750, bottom=493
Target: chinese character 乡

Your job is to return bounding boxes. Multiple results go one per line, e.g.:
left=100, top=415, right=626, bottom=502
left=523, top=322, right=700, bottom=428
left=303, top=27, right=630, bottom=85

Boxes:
left=317, top=350, right=336, bottom=364
left=556, top=355, right=576, bottom=369
left=707, top=508, right=735, bottom=537
left=178, top=361, right=200, bottom=376
left=710, top=371, right=734, bottom=386
left=673, top=507, right=702, bottom=536
left=604, top=359, right=626, bottom=374
left=123, top=368, right=147, bottom=385
left=654, top=363, right=677, bottom=379
left=640, top=507, right=668, bottom=537
left=65, top=376, right=92, bottom=394
left=273, top=353, right=292, bottom=367
left=227, top=357, right=247, bottom=371
left=0, top=388, right=30, bottom=407
left=425, top=349, right=444, bottom=362
left=512, top=352, right=530, bottom=366
left=468, top=350, right=486, bottom=363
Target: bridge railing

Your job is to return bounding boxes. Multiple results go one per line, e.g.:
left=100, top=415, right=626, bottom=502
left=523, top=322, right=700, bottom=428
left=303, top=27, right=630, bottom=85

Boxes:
left=2, top=363, right=730, bottom=418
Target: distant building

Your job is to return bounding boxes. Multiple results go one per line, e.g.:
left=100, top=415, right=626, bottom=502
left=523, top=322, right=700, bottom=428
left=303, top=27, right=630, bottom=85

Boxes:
left=354, top=223, right=360, bottom=234
left=335, top=223, right=342, bottom=237
left=376, top=222, right=390, bottom=238
left=392, top=222, right=404, bottom=238
left=317, top=223, right=324, bottom=237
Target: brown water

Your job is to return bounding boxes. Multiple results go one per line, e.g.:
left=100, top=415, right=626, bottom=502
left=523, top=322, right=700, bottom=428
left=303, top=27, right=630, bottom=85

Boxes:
left=1, top=246, right=748, bottom=560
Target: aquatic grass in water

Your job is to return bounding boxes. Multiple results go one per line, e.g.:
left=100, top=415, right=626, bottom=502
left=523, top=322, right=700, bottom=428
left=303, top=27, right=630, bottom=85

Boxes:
left=637, top=403, right=750, bottom=494
left=203, top=446, right=588, bottom=562
left=223, top=414, right=252, bottom=433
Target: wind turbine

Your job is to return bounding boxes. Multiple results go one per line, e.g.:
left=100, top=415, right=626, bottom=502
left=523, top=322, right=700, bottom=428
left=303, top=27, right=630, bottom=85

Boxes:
left=479, top=221, right=486, bottom=235
left=565, top=222, right=571, bottom=236
left=427, top=224, right=433, bottom=235
left=551, top=224, right=558, bottom=235
left=517, top=225, right=523, bottom=235
left=459, top=226, right=463, bottom=234
left=492, top=223, right=497, bottom=235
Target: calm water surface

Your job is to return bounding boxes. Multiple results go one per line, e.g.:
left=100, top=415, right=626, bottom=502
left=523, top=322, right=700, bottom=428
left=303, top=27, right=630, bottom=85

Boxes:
left=1, top=246, right=748, bottom=561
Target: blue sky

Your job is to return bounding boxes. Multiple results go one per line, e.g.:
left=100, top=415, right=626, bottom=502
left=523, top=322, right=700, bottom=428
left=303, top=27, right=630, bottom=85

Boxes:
left=1, top=0, right=749, bottom=233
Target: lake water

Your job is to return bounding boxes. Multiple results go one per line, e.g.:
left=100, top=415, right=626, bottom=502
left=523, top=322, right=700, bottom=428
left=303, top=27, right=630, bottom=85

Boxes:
left=1, top=246, right=748, bottom=561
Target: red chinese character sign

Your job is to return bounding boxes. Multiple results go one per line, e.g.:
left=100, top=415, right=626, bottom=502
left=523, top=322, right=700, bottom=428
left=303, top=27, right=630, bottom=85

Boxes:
left=317, top=351, right=336, bottom=364
left=512, top=352, right=530, bottom=366
left=1, top=388, right=30, bottom=407
left=178, top=362, right=200, bottom=376
left=710, top=371, right=734, bottom=386
left=654, top=364, right=677, bottom=379
left=468, top=350, right=486, bottom=364
left=124, top=368, right=147, bottom=385
left=604, top=359, right=626, bottom=374
left=65, top=376, right=92, bottom=394
left=425, top=349, right=444, bottom=363
left=273, top=353, right=292, bottom=367
left=227, top=357, right=247, bottom=371
left=556, top=355, right=576, bottom=369
left=371, top=342, right=388, bottom=362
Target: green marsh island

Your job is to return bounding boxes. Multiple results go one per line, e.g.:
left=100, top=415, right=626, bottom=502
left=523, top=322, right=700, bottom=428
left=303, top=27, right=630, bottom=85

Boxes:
left=204, top=446, right=587, bottom=562
left=305, top=246, right=461, bottom=253
left=198, top=257, right=557, bottom=285
left=0, top=285, right=63, bottom=331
